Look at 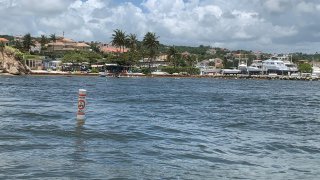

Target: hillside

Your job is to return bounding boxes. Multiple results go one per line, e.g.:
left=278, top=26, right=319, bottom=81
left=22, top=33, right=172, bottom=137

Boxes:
left=0, top=46, right=30, bottom=75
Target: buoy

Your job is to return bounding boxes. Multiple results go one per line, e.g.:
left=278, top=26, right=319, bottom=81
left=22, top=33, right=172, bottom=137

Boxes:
left=77, top=89, right=86, bottom=121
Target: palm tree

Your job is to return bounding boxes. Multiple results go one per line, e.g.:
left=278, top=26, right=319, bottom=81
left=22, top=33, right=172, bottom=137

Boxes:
left=111, top=29, right=126, bottom=53
left=0, top=41, right=5, bottom=61
left=40, top=35, right=48, bottom=51
left=22, top=33, right=35, bottom=52
left=167, top=46, right=178, bottom=68
left=126, top=33, right=138, bottom=66
left=14, top=40, right=23, bottom=51
left=126, top=33, right=138, bottom=51
left=50, top=34, right=57, bottom=58
left=143, top=32, right=160, bottom=70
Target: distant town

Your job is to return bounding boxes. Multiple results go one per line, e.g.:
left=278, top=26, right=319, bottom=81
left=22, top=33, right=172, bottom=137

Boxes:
left=0, top=30, right=320, bottom=79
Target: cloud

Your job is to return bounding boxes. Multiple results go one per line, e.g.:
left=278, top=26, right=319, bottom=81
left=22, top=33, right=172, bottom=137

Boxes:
left=0, top=0, right=320, bottom=52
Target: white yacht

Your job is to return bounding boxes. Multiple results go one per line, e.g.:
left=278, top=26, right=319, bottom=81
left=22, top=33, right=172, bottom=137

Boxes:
left=262, top=57, right=289, bottom=74
left=312, top=66, right=320, bottom=77
left=284, top=61, right=298, bottom=73
left=236, top=54, right=248, bottom=73
left=238, top=59, right=248, bottom=73
left=247, top=60, right=263, bottom=74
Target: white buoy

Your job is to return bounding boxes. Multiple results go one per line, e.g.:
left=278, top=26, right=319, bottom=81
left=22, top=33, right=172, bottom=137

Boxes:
left=77, top=89, right=87, bottom=121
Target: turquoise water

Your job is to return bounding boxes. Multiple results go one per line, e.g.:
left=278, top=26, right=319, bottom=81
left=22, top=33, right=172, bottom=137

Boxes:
left=0, top=76, right=320, bottom=179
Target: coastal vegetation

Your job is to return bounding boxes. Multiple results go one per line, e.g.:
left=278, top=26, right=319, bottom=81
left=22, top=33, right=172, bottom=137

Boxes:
left=0, top=42, right=4, bottom=60
left=143, top=32, right=160, bottom=69
left=298, top=63, right=312, bottom=73
left=0, top=46, right=30, bottom=74
left=1, top=31, right=320, bottom=76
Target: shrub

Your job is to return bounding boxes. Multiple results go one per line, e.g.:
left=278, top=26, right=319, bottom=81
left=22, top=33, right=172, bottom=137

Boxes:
left=141, top=68, right=152, bottom=75
left=4, top=46, right=24, bottom=61
left=91, top=68, right=99, bottom=73
left=298, top=63, right=312, bottom=73
left=15, top=52, right=24, bottom=60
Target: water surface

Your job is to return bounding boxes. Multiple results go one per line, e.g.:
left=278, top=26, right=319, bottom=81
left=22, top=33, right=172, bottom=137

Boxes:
left=0, top=76, right=320, bottom=179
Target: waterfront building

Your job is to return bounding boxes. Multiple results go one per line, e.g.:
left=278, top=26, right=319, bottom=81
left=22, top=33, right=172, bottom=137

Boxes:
left=138, top=54, right=169, bottom=68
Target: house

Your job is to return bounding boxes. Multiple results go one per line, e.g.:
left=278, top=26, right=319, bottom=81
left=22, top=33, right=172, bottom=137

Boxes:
left=0, top=38, right=9, bottom=46
left=99, top=44, right=128, bottom=54
left=45, top=37, right=90, bottom=52
left=181, top=51, right=190, bottom=57
left=138, top=54, right=169, bottom=68
left=196, top=59, right=222, bottom=75
left=76, top=42, right=90, bottom=51
left=214, top=58, right=223, bottom=68
left=30, top=42, right=41, bottom=53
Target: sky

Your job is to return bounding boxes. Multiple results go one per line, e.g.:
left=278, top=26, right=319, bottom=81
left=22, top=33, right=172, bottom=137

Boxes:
left=0, top=0, right=320, bottom=53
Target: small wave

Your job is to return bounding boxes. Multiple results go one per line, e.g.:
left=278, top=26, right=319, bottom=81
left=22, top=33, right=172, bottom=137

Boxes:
left=289, top=167, right=311, bottom=173
left=291, top=119, right=320, bottom=125
left=264, top=142, right=320, bottom=154
left=178, top=153, right=257, bottom=166
left=226, top=122, right=248, bottom=128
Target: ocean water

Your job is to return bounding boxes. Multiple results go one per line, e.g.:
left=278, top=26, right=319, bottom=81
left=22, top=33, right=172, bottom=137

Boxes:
left=0, top=76, right=320, bottom=179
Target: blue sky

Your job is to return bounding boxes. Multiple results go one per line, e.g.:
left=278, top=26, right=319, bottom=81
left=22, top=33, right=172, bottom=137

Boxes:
left=0, top=0, right=320, bottom=53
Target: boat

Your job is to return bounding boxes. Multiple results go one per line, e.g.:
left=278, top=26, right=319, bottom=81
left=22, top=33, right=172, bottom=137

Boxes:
left=238, top=59, right=247, bottom=73
left=262, top=56, right=289, bottom=75
left=236, top=54, right=248, bottom=74
left=283, top=55, right=298, bottom=73
left=312, top=66, right=320, bottom=76
left=99, top=72, right=107, bottom=77
left=221, top=68, right=241, bottom=74
left=151, top=71, right=169, bottom=75
left=247, top=60, right=263, bottom=74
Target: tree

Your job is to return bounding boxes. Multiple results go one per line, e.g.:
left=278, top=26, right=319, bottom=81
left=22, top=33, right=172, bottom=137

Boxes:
left=14, top=40, right=23, bottom=51
left=40, top=35, right=48, bottom=51
left=126, top=33, right=138, bottom=51
left=126, top=33, right=138, bottom=66
left=167, top=46, right=178, bottom=68
left=185, top=54, right=197, bottom=67
left=0, top=41, right=4, bottom=61
left=111, top=29, right=126, bottom=53
left=90, top=42, right=100, bottom=53
left=298, top=63, right=312, bottom=73
left=143, top=32, right=160, bottom=70
left=22, top=33, right=35, bottom=52
left=50, top=34, right=57, bottom=58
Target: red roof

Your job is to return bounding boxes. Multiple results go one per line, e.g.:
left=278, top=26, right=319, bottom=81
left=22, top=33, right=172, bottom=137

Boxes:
left=76, top=43, right=90, bottom=47
left=0, top=38, right=9, bottom=42
left=100, top=45, right=128, bottom=53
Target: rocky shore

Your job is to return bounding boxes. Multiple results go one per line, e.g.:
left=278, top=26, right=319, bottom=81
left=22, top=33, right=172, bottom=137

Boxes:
left=0, top=48, right=30, bottom=75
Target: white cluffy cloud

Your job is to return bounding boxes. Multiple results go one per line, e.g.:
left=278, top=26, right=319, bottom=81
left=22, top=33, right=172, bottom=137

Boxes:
left=0, top=0, right=320, bottom=52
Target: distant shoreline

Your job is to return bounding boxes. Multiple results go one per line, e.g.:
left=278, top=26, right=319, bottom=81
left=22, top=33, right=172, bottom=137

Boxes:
left=0, top=71, right=318, bottom=81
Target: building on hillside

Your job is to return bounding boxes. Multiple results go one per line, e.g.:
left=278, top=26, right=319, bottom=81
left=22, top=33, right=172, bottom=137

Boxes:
left=138, top=54, right=169, bottom=68
left=181, top=51, right=190, bottom=57
left=214, top=58, right=223, bottom=68
left=206, top=49, right=217, bottom=55
left=30, top=42, right=41, bottom=53
left=14, top=35, right=23, bottom=43
left=0, top=38, right=9, bottom=46
left=45, top=37, right=90, bottom=52
left=76, top=42, right=91, bottom=51
left=196, top=59, right=222, bottom=75
left=99, top=44, right=128, bottom=54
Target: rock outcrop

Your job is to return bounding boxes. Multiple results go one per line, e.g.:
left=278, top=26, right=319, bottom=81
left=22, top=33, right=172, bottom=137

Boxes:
left=0, top=48, right=30, bottom=75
